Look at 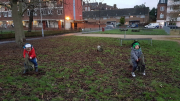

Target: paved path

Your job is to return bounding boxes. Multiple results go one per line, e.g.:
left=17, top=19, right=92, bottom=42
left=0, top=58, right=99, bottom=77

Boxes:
left=75, top=34, right=180, bottom=39
left=1, top=32, right=180, bottom=44
left=75, top=34, right=180, bottom=43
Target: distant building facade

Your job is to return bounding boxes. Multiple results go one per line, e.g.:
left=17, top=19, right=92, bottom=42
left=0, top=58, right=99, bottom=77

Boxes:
left=0, top=0, right=83, bottom=30
left=83, top=7, right=149, bottom=27
left=83, top=2, right=118, bottom=12
left=166, top=0, right=180, bottom=27
left=156, top=0, right=168, bottom=26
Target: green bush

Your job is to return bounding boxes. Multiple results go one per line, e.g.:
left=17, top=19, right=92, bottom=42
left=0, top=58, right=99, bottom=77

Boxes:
left=0, top=30, right=79, bottom=39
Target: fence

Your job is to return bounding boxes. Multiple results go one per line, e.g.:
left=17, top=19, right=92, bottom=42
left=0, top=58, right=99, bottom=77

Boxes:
left=163, top=26, right=170, bottom=35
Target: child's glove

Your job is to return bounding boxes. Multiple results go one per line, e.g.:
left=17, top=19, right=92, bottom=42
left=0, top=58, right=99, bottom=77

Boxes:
left=136, top=58, right=141, bottom=63
left=138, top=58, right=141, bottom=61
left=29, top=57, right=32, bottom=59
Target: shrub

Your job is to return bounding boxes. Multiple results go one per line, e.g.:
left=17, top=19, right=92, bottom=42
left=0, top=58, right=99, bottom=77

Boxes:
left=0, top=30, right=79, bottom=39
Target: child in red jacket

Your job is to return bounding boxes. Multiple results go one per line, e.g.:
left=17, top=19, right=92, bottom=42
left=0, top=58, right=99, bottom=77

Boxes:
left=23, top=43, right=38, bottom=73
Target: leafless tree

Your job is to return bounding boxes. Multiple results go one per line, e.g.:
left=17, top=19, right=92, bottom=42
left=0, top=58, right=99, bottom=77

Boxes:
left=0, top=0, right=44, bottom=46
left=0, top=0, right=65, bottom=46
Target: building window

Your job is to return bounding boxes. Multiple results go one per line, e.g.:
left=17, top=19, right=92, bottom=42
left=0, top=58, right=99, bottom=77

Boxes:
left=103, top=17, right=107, bottom=19
left=57, top=9, right=63, bottom=15
left=33, top=10, right=37, bottom=16
left=85, top=7, right=87, bottom=11
left=160, top=13, right=164, bottom=18
left=161, top=0, right=165, bottom=3
left=96, top=18, right=99, bottom=20
left=42, top=9, right=48, bottom=15
left=125, top=16, right=129, bottom=19
left=140, top=15, right=145, bottom=18
left=88, top=7, right=90, bottom=11
left=8, top=11, right=12, bottom=17
left=48, top=9, right=53, bottom=15
left=170, top=6, right=173, bottom=10
left=160, top=6, right=164, bottom=11
left=3, top=12, right=7, bottom=17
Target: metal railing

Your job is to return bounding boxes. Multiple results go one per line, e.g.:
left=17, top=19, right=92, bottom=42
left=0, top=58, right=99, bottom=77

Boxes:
left=163, top=26, right=170, bottom=35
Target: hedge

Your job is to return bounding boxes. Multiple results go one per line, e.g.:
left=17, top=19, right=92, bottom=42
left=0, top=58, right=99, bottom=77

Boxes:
left=0, top=30, right=80, bottom=39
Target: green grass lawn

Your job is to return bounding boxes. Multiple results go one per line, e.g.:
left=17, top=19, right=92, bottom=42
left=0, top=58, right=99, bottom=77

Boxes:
left=0, top=36, right=180, bottom=100
left=0, top=30, right=15, bottom=34
left=89, top=29, right=168, bottom=35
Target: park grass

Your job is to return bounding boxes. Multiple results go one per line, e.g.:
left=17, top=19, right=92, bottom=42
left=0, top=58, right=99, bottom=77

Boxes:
left=0, top=36, right=180, bottom=100
left=89, top=29, right=168, bottom=35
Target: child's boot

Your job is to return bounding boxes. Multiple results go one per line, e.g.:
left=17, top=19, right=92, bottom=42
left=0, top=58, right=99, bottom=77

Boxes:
left=142, top=71, right=146, bottom=76
left=131, top=72, right=136, bottom=77
left=35, top=67, right=38, bottom=72
left=23, top=69, right=27, bottom=74
left=142, top=65, right=146, bottom=76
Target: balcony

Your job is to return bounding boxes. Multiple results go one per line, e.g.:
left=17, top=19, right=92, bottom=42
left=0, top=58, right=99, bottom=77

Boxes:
left=167, top=1, right=180, bottom=6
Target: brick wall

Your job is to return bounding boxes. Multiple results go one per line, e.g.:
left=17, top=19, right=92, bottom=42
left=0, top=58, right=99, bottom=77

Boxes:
left=157, top=4, right=167, bottom=20
left=64, top=0, right=82, bottom=20
left=85, top=15, right=149, bottom=25
left=77, top=23, right=106, bottom=29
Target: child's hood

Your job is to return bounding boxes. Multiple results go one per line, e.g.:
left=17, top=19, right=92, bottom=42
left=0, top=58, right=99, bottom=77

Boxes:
left=131, top=47, right=142, bottom=51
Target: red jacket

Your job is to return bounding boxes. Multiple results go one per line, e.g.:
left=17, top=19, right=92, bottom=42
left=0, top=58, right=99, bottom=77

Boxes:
left=23, top=47, right=36, bottom=58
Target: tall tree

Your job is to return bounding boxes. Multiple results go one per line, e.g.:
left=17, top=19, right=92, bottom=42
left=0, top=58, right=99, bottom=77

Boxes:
left=0, top=0, right=38, bottom=46
left=149, top=7, right=157, bottom=22
left=134, top=4, right=146, bottom=8
left=120, top=17, right=125, bottom=25
left=0, top=0, right=49, bottom=46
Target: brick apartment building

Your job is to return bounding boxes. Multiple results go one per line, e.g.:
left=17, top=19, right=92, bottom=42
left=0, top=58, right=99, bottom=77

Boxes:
left=83, top=2, right=117, bottom=11
left=156, top=0, right=168, bottom=26
left=82, top=7, right=149, bottom=27
left=0, top=0, right=83, bottom=30
left=166, top=0, right=180, bottom=27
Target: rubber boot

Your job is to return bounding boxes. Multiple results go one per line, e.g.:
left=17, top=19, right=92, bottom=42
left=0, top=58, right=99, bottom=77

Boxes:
left=35, top=67, right=38, bottom=72
left=23, top=69, right=27, bottom=74
left=142, top=65, right=146, bottom=75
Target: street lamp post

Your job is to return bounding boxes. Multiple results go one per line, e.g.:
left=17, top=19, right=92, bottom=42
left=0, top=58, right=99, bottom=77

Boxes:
left=99, top=7, right=100, bottom=30
left=144, top=2, right=146, bottom=25
left=39, top=0, right=44, bottom=37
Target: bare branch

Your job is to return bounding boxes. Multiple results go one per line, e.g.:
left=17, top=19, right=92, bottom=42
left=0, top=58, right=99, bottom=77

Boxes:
left=21, top=6, right=29, bottom=16
left=0, top=1, right=12, bottom=10
left=21, top=0, right=39, bottom=16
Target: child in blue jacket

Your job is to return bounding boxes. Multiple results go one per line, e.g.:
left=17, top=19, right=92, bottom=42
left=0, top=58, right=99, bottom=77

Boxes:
left=130, top=41, right=146, bottom=77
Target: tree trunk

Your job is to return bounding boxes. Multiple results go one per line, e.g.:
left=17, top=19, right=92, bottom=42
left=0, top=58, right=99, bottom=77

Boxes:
left=28, top=9, right=34, bottom=32
left=12, top=1, right=25, bottom=47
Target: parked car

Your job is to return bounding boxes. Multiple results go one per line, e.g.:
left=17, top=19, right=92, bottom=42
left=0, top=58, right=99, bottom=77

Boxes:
left=144, top=23, right=159, bottom=28
left=167, top=25, right=178, bottom=29
left=105, top=25, right=114, bottom=29
left=131, top=24, right=138, bottom=28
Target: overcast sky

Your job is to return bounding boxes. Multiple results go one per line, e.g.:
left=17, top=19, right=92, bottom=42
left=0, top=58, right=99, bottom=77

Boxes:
left=93, top=0, right=159, bottom=9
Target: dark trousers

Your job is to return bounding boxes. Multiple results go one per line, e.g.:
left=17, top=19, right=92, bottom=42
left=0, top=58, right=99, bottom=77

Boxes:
left=29, top=58, right=38, bottom=67
left=132, top=54, right=145, bottom=72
